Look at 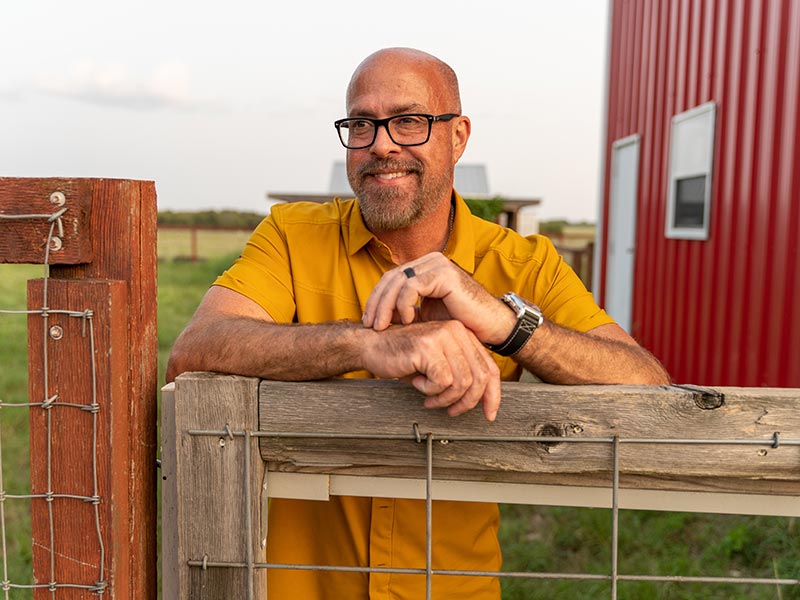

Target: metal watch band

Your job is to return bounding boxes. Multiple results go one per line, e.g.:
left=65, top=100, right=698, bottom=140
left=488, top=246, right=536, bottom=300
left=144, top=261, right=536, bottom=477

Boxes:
left=486, top=293, right=543, bottom=357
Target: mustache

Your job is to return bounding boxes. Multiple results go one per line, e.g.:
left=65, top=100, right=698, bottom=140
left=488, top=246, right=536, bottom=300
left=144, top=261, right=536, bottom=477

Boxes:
left=356, top=159, right=423, bottom=178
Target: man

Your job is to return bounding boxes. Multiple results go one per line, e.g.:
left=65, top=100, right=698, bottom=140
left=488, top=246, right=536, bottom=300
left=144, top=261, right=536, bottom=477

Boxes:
left=167, top=47, right=669, bottom=599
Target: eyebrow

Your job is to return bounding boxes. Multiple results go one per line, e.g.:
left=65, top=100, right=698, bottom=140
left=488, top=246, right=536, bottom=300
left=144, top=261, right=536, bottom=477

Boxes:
left=349, top=103, right=428, bottom=117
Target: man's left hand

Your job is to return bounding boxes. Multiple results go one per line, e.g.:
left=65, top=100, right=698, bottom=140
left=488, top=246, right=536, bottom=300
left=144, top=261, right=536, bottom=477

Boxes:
left=362, top=252, right=514, bottom=346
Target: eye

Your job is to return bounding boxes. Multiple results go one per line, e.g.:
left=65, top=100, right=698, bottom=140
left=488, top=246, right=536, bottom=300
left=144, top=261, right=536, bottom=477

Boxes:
left=349, top=119, right=373, bottom=131
left=395, top=115, right=425, bottom=127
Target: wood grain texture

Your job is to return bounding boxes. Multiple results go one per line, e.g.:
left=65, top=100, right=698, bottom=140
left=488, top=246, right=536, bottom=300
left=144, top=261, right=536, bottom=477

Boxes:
left=0, top=178, right=93, bottom=264
left=14, top=177, right=157, bottom=599
left=51, top=178, right=158, bottom=599
left=165, top=373, right=266, bottom=599
left=258, top=379, right=800, bottom=496
left=28, top=279, right=129, bottom=599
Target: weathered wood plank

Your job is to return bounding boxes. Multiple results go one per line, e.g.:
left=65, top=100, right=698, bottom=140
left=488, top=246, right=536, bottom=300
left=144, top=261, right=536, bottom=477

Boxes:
left=164, top=373, right=266, bottom=599
left=28, top=279, right=129, bottom=598
left=0, top=177, right=93, bottom=264
left=51, top=178, right=158, bottom=598
left=258, top=379, right=800, bottom=496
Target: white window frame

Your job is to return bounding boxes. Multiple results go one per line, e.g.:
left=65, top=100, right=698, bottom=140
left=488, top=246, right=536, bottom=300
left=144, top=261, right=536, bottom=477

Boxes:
left=665, top=101, right=717, bottom=240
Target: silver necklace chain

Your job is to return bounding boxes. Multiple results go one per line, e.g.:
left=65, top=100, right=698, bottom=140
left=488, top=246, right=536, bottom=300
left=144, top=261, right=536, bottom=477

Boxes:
left=441, top=201, right=455, bottom=253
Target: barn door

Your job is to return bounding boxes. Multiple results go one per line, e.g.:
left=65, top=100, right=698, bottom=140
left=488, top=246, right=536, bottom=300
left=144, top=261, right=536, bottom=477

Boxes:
left=605, top=135, right=640, bottom=333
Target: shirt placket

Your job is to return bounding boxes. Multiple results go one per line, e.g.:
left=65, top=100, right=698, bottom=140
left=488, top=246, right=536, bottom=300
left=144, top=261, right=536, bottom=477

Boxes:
left=368, top=496, right=396, bottom=598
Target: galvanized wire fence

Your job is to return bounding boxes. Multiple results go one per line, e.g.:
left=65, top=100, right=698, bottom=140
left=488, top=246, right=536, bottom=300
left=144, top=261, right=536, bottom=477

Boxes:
left=0, top=202, right=107, bottom=597
left=165, top=380, right=800, bottom=600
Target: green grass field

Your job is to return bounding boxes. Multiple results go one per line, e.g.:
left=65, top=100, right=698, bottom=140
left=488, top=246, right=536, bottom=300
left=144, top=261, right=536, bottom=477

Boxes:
left=1, top=232, right=798, bottom=598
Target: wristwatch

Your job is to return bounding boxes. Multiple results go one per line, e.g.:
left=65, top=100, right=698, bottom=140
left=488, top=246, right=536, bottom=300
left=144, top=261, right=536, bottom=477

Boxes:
left=486, top=292, right=544, bottom=357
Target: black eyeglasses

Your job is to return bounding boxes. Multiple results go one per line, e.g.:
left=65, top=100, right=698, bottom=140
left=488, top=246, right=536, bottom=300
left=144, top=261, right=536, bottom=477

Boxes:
left=334, top=113, right=460, bottom=149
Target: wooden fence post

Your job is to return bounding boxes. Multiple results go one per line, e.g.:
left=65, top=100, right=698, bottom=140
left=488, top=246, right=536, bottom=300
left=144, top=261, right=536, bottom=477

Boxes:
left=27, top=279, right=130, bottom=597
left=162, top=373, right=266, bottom=599
left=1, top=177, right=157, bottom=598
left=47, top=178, right=158, bottom=599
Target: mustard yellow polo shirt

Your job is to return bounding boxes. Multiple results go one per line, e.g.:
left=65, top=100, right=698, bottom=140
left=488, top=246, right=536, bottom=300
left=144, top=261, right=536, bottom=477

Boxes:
left=215, top=192, right=613, bottom=599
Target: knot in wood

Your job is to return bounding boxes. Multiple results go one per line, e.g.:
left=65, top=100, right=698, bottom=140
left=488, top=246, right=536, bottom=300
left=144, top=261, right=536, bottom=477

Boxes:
left=673, top=383, right=725, bottom=409
left=535, top=424, right=565, bottom=452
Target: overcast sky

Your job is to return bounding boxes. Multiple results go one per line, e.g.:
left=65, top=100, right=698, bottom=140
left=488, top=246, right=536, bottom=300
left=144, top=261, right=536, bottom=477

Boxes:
left=1, top=1, right=609, bottom=221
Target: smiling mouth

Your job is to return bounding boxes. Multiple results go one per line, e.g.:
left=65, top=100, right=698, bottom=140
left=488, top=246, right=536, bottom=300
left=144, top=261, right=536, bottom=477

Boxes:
left=372, top=171, right=411, bottom=180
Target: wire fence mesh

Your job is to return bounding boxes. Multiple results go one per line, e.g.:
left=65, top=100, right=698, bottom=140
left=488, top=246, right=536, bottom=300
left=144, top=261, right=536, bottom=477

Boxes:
left=0, top=205, right=107, bottom=597
left=175, top=415, right=800, bottom=600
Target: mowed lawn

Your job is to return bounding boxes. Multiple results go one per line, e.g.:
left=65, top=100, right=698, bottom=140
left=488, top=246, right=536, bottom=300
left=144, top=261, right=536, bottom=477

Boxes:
left=0, top=230, right=798, bottom=598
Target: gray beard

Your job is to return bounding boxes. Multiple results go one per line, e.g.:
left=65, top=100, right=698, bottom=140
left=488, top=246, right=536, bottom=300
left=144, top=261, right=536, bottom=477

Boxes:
left=357, top=184, right=426, bottom=230
left=350, top=161, right=452, bottom=231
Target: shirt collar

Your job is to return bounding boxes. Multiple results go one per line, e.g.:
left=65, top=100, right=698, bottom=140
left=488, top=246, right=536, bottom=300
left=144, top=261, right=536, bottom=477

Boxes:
left=445, top=190, right=477, bottom=274
left=343, top=197, right=375, bottom=256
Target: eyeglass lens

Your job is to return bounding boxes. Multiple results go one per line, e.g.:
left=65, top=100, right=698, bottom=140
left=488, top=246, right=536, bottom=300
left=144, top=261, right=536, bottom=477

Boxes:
left=339, top=115, right=431, bottom=148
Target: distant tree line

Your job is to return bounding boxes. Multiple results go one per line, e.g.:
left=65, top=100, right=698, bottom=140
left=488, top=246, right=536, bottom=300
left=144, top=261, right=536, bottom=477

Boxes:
left=157, top=206, right=593, bottom=231
left=538, top=219, right=595, bottom=235
left=158, top=210, right=265, bottom=229
left=463, top=197, right=506, bottom=223
left=158, top=200, right=507, bottom=229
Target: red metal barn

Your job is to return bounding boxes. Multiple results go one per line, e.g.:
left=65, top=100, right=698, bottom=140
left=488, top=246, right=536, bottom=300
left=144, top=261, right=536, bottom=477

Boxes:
left=596, top=0, right=800, bottom=387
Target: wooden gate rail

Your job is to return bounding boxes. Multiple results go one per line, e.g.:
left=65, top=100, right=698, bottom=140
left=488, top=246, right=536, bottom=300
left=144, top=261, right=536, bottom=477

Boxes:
left=0, top=177, right=157, bottom=599
left=161, top=372, right=800, bottom=598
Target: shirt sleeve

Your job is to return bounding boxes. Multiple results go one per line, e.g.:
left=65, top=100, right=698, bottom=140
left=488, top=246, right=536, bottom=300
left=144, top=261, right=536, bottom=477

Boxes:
left=213, top=206, right=297, bottom=323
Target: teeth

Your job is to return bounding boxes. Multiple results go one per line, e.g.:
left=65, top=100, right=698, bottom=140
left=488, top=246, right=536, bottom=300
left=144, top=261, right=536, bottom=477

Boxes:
left=374, top=172, right=407, bottom=180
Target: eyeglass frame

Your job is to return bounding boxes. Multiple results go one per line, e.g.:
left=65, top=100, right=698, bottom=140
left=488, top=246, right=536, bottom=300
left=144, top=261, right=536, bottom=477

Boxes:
left=333, top=113, right=460, bottom=149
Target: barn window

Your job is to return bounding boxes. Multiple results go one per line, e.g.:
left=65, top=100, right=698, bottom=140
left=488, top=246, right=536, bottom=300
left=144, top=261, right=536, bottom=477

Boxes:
left=665, top=102, right=716, bottom=240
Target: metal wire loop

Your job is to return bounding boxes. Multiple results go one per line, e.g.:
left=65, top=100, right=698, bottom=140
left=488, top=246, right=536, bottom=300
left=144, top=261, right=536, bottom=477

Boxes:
left=41, top=394, right=58, bottom=410
left=413, top=422, right=422, bottom=443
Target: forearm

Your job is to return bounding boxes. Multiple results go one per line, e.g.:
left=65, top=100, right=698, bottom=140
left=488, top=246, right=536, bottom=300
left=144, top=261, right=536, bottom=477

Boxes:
left=166, top=316, right=367, bottom=382
left=514, top=320, right=670, bottom=385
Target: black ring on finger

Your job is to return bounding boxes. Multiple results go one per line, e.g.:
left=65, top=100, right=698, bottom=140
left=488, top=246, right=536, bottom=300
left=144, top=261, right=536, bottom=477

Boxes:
left=403, top=267, right=416, bottom=278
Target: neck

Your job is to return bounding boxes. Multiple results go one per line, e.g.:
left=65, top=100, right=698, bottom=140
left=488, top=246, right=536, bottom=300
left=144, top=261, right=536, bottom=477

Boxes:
left=376, top=199, right=455, bottom=265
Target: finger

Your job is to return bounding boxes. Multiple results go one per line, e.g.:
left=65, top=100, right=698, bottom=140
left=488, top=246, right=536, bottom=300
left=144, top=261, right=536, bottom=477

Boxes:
left=362, top=273, right=390, bottom=328
left=440, top=336, right=500, bottom=421
left=441, top=341, right=492, bottom=418
left=420, top=332, right=478, bottom=411
left=465, top=333, right=502, bottom=421
left=481, top=375, right=502, bottom=421
left=369, top=264, right=429, bottom=330
left=364, top=254, right=445, bottom=329
left=394, top=276, right=424, bottom=326
left=363, top=269, right=403, bottom=330
left=394, top=266, right=458, bottom=325
left=409, top=356, right=454, bottom=397
left=394, top=280, right=424, bottom=325
left=375, top=269, right=417, bottom=330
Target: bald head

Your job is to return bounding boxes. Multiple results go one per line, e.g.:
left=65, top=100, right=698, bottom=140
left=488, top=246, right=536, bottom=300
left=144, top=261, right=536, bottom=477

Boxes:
left=346, top=48, right=462, bottom=114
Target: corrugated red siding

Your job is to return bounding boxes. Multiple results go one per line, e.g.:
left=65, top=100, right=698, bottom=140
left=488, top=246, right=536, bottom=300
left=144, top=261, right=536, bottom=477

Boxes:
left=600, top=0, right=800, bottom=386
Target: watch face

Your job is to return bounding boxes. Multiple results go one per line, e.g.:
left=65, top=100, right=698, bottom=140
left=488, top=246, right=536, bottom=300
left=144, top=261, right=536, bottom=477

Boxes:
left=503, top=293, right=542, bottom=324
left=489, top=292, right=543, bottom=356
left=503, top=293, right=528, bottom=317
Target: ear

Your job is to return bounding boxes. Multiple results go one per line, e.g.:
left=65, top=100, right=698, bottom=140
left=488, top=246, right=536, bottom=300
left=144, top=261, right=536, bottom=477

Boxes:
left=451, top=115, right=471, bottom=164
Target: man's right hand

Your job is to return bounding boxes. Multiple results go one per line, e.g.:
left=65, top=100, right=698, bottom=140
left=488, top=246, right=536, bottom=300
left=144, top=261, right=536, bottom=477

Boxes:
left=360, top=320, right=501, bottom=421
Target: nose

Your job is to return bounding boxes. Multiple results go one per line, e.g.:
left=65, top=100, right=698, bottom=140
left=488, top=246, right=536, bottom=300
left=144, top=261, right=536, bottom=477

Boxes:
left=369, top=122, right=401, bottom=158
